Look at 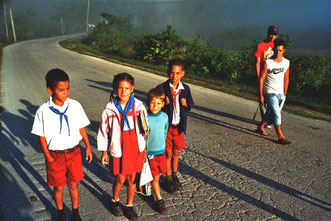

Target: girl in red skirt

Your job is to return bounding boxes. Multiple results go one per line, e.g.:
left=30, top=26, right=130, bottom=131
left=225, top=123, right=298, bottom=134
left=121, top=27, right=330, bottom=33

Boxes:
left=97, top=73, right=148, bottom=220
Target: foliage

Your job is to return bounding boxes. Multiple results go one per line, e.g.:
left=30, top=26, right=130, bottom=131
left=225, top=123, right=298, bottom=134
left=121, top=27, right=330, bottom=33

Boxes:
left=81, top=14, right=331, bottom=114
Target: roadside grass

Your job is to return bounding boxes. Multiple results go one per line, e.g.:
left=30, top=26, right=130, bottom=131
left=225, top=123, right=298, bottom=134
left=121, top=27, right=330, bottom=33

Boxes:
left=0, top=43, right=9, bottom=126
left=62, top=38, right=331, bottom=122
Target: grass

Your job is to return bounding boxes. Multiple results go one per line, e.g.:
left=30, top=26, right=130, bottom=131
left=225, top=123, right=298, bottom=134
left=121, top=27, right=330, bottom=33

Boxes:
left=53, top=38, right=331, bottom=122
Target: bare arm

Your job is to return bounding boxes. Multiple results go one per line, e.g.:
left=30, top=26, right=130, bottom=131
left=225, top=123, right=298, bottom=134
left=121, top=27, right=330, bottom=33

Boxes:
left=255, top=57, right=261, bottom=80
left=259, top=62, right=268, bottom=105
left=101, top=151, right=109, bottom=166
left=79, top=127, right=93, bottom=163
left=283, top=64, right=290, bottom=95
left=39, top=136, right=53, bottom=163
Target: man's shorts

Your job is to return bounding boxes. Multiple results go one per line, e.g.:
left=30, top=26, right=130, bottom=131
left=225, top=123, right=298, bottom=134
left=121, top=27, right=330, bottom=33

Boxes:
left=264, top=93, right=286, bottom=125
left=166, top=125, right=185, bottom=152
left=148, top=153, right=166, bottom=177
left=46, top=146, right=84, bottom=187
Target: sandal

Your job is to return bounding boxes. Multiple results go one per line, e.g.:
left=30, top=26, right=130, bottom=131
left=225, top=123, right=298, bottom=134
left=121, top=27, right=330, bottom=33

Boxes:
left=278, top=138, right=291, bottom=145
left=255, top=129, right=269, bottom=136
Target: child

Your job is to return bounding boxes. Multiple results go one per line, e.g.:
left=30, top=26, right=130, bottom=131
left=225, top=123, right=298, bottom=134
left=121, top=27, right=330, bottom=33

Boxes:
left=146, top=88, right=169, bottom=214
left=31, top=68, right=93, bottom=221
left=157, top=59, right=194, bottom=193
left=97, top=73, right=148, bottom=220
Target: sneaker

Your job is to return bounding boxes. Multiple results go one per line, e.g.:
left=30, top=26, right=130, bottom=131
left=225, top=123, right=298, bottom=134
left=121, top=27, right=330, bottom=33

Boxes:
left=56, top=210, right=67, bottom=221
left=172, top=176, right=183, bottom=191
left=110, top=201, right=123, bottom=217
left=136, top=183, right=152, bottom=196
left=125, top=206, right=138, bottom=221
left=70, top=209, right=82, bottom=221
left=165, top=179, right=177, bottom=194
left=155, top=199, right=166, bottom=214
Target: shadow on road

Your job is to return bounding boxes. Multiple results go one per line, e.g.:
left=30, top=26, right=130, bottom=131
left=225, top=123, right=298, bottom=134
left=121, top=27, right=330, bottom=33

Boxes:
left=185, top=149, right=331, bottom=213
left=0, top=105, right=55, bottom=220
left=187, top=111, right=274, bottom=142
left=193, top=105, right=258, bottom=125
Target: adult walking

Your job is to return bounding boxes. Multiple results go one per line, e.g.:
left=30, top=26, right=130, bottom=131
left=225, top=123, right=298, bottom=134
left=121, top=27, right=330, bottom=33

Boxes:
left=255, top=25, right=279, bottom=125
left=256, top=39, right=291, bottom=145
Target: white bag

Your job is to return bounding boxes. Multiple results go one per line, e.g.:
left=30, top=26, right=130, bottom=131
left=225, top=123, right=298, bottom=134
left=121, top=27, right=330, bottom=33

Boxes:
left=139, top=158, right=153, bottom=186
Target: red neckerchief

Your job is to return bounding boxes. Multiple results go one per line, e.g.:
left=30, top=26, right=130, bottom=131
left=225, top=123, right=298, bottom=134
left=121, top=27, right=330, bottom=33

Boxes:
left=170, top=87, right=181, bottom=113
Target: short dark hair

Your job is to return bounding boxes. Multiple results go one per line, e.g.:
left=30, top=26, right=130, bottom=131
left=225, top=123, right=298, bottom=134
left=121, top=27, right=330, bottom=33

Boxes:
left=274, top=39, right=286, bottom=49
left=147, top=88, right=165, bottom=105
left=45, top=68, right=69, bottom=89
left=167, top=59, right=184, bottom=75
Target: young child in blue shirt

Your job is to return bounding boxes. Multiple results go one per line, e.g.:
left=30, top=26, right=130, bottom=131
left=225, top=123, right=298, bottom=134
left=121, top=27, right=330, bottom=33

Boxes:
left=145, top=88, right=169, bottom=214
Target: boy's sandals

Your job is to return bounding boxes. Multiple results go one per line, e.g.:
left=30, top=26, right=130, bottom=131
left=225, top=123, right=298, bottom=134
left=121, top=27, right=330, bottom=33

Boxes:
left=278, top=138, right=291, bottom=145
left=255, top=129, right=269, bottom=136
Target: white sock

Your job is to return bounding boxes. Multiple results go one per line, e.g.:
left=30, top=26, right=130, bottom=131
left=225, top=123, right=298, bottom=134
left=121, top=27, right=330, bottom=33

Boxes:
left=111, top=198, right=119, bottom=203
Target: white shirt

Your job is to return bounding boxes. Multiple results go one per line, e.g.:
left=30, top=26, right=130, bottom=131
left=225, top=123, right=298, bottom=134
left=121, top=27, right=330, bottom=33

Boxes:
left=264, top=58, right=290, bottom=94
left=31, top=97, right=90, bottom=150
left=169, top=81, right=185, bottom=125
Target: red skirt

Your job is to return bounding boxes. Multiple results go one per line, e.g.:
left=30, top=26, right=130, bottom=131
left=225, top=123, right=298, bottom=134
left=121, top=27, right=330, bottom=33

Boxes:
left=110, top=129, right=145, bottom=175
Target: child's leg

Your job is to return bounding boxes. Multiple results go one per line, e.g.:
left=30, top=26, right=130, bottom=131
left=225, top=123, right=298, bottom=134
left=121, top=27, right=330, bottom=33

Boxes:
left=53, top=185, right=65, bottom=210
left=126, top=173, right=136, bottom=205
left=67, top=181, right=79, bottom=209
left=113, top=174, right=126, bottom=201
left=172, top=149, right=179, bottom=173
left=152, top=174, right=162, bottom=199
left=166, top=149, right=173, bottom=176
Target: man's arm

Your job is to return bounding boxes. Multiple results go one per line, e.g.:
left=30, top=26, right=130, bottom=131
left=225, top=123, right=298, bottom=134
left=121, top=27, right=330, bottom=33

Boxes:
left=255, top=56, right=261, bottom=79
left=79, top=127, right=93, bottom=163
left=39, top=136, right=53, bottom=162
left=283, top=64, right=290, bottom=95
left=259, top=62, right=268, bottom=105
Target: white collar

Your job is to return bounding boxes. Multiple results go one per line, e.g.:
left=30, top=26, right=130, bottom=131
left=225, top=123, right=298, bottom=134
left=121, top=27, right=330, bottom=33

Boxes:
left=169, top=81, right=184, bottom=91
left=48, top=96, right=70, bottom=109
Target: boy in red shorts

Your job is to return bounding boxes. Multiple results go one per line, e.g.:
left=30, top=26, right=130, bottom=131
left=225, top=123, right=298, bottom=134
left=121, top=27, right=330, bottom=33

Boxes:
left=157, top=59, right=194, bottom=193
left=145, top=88, right=169, bottom=214
left=31, top=68, right=93, bottom=221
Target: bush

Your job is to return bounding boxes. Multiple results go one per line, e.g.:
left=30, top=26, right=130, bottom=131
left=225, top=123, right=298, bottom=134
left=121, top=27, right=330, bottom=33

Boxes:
left=81, top=14, right=331, bottom=113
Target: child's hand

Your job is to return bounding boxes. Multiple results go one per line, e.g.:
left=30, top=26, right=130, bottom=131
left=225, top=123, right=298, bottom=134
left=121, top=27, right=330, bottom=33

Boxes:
left=143, top=130, right=149, bottom=137
left=46, top=156, right=55, bottom=163
left=101, top=151, right=109, bottom=166
left=181, top=98, right=188, bottom=107
left=86, top=148, right=93, bottom=164
left=165, top=96, right=170, bottom=105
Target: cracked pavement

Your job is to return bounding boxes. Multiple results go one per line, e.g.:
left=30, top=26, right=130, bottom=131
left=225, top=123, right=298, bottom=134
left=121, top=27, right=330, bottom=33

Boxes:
left=0, top=35, right=330, bottom=220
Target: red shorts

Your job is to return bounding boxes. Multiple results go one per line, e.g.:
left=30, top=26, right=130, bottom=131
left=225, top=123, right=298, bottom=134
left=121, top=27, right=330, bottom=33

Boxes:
left=46, top=146, right=84, bottom=187
left=148, top=153, right=166, bottom=177
left=166, top=126, right=185, bottom=152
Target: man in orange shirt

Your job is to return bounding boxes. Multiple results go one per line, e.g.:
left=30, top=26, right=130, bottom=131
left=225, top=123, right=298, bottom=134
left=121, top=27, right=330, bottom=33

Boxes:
left=255, top=25, right=278, bottom=127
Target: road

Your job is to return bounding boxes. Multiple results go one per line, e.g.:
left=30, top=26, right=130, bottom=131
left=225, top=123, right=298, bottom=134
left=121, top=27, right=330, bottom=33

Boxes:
left=0, top=35, right=330, bottom=221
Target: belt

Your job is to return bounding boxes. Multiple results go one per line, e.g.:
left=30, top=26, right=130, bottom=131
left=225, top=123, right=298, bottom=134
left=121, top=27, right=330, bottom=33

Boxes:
left=50, top=146, right=79, bottom=154
left=171, top=124, right=179, bottom=128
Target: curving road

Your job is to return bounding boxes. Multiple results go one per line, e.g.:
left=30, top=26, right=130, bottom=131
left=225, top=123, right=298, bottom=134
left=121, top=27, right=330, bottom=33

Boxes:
left=0, top=35, right=330, bottom=220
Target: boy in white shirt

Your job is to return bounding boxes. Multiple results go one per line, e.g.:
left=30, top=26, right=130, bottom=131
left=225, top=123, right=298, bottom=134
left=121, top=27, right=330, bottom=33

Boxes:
left=31, top=68, right=92, bottom=221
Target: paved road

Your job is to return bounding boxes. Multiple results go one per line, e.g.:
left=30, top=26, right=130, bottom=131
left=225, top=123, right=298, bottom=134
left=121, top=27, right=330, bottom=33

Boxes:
left=0, top=35, right=330, bottom=221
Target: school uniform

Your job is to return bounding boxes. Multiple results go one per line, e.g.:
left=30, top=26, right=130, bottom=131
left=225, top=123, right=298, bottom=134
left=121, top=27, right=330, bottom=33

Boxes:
left=97, top=97, right=147, bottom=175
left=147, top=111, right=169, bottom=176
left=157, top=80, right=194, bottom=150
left=31, top=97, right=90, bottom=186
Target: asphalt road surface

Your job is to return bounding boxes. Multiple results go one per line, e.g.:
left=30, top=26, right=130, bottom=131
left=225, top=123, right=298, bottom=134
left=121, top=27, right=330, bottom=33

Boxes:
left=0, top=35, right=330, bottom=221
